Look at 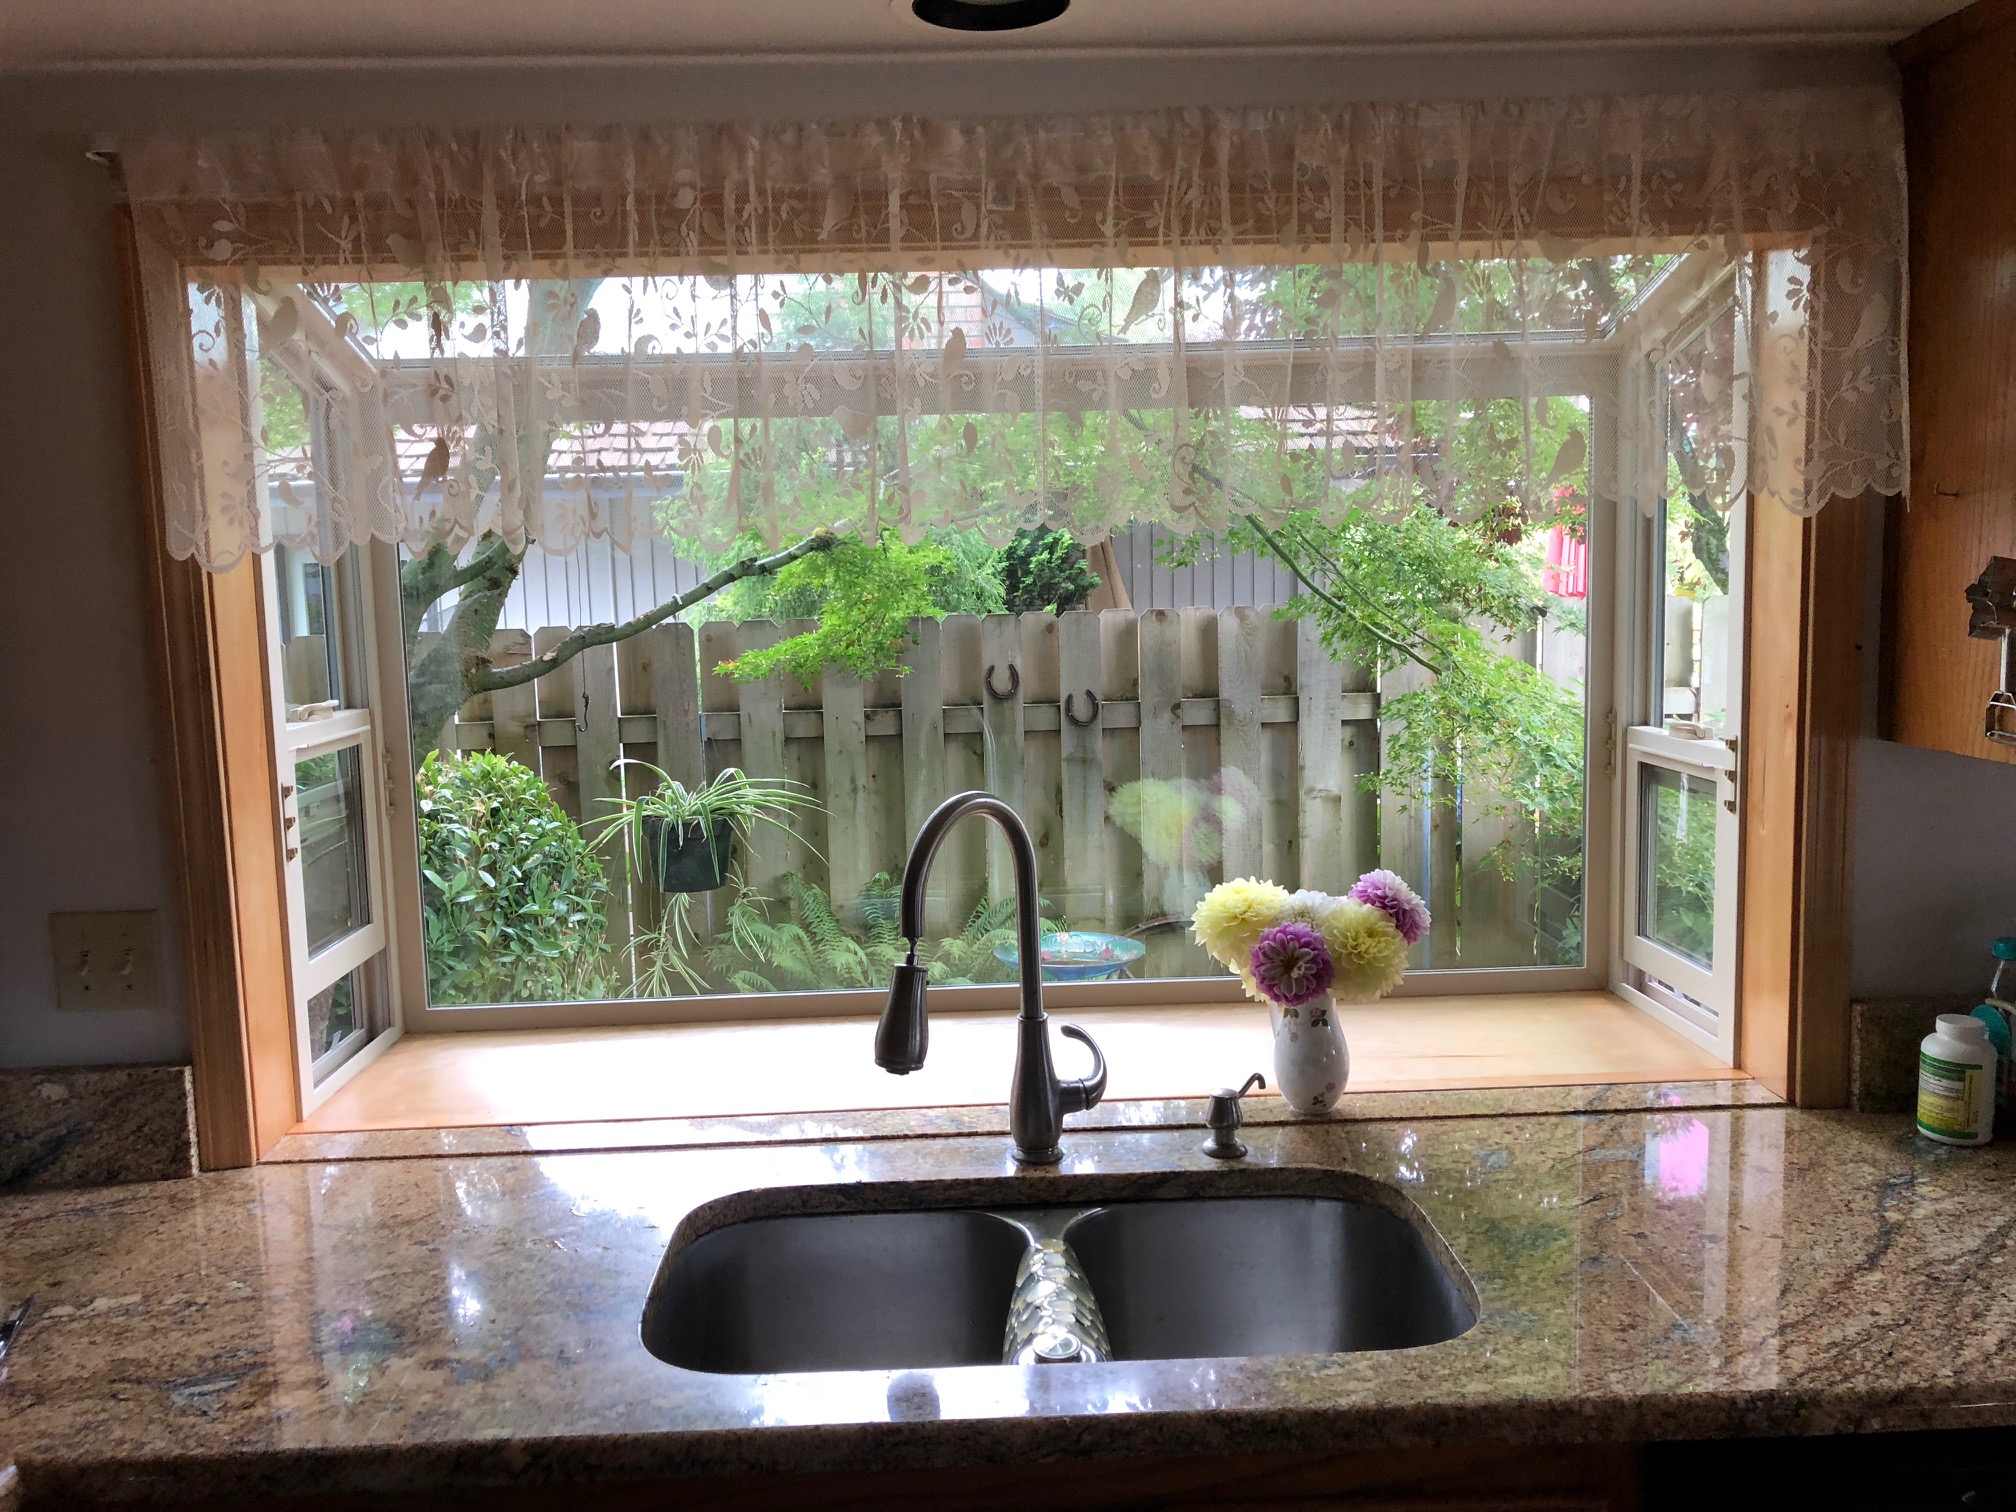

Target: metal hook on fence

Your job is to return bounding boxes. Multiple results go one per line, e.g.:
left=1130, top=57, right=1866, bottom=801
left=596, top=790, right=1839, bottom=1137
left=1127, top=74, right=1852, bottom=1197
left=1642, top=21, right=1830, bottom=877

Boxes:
left=1063, top=689, right=1101, bottom=726
left=577, top=691, right=590, bottom=734
left=984, top=663, right=1021, bottom=701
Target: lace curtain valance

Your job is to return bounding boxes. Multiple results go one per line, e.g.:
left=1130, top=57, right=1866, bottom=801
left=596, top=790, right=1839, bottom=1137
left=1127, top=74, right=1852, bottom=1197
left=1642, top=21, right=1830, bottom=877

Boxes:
left=124, top=90, right=1908, bottom=571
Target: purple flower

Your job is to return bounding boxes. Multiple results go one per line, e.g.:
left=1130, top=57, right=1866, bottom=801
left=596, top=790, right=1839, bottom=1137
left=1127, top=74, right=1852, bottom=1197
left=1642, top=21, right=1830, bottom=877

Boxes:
left=1348, top=869, right=1431, bottom=946
left=1249, top=922, right=1335, bottom=1008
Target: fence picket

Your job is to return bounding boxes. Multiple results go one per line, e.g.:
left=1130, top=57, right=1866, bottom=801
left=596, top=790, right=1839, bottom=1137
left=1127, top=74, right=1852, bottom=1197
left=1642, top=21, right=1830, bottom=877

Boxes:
left=1020, top=612, right=1063, bottom=904
left=821, top=666, right=872, bottom=915
left=1261, top=612, right=1300, bottom=888
left=866, top=658, right=906, bottom=903
left=642, top=623, right=705, bottom=788
left=1136, top=607, right=1184, bottom=920
left=487, top=630, right=539, bottom=772
left=901, top=618, right=951, bottom=936
left=1216, top=606, right=1265, bottom=883
left=1378, top=658, right=1430, bottom=966
left=1429, top=790, right=1462, bottom=968
left=1180, top=607, right=1220, bottom=905
left=778, top=619, right=825, bottom=890
left=940, top=615, right=986, bottom=927
left=531, top=626, right=580, bottom=817
left=576, top=642, right=630, bottom=969
left=980, top=613, right=1026, bottom=905
left=1297, top=617, right=1347, bottom=890
left=1339, top=654, right=1381, bottom=883
left=694, top=622, right=743, bottom=942
left=1099, top=609, right=1142, bottom=932
left=732, top=621, right=789, bottom=897
left=1057, top=610, right=1106, bottom=928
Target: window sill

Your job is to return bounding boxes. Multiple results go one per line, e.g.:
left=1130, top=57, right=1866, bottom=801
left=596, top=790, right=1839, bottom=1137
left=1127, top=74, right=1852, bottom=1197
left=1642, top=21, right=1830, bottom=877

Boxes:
left=286, top=990, right=1738, bottom=1150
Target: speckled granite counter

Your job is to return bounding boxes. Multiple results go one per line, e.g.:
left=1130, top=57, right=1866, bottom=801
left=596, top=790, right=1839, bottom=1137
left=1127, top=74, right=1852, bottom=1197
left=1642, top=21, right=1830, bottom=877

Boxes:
left=1, top=1096, right=2010, bottom=1506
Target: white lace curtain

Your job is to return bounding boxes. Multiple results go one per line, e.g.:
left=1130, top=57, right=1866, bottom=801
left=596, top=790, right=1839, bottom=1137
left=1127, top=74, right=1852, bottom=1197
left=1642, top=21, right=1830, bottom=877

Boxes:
left=123, top=89, right=1907, bottom=572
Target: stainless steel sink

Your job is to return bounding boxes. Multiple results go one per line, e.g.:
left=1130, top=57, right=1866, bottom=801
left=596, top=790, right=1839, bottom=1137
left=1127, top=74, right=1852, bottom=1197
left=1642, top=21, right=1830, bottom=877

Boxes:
left=642, top=1194, right=1474, bottom=1375
left=1066, top=1197, right=1473, bottom=1360
left=644, top=1209, right=1028, bottom=1374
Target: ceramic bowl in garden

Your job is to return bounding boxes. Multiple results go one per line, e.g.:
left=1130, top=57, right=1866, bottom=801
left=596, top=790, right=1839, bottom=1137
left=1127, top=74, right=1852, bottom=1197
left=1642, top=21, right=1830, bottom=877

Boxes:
left=994, top=931, right=1146, bottom=983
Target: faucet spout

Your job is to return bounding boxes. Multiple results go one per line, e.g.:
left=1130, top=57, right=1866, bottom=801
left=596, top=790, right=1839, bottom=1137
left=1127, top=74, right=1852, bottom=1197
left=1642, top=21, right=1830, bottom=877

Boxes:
left=877, top=791, right=1108, bottom=1165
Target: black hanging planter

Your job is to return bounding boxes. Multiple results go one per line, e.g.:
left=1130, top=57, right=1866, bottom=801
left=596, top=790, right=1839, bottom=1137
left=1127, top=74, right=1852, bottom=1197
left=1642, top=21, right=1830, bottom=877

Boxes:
left=641, top=817, right=735, bottom=894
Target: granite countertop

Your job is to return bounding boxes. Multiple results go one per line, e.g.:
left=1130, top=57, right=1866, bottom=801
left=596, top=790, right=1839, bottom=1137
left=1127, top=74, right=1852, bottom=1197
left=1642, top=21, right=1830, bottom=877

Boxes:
left=2, top=1089, right=2013, bottom=1506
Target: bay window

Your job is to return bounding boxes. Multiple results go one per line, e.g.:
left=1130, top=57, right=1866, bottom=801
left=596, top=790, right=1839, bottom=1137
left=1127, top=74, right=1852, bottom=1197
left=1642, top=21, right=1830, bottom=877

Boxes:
left=118, top=94, right=1906, bottom=1134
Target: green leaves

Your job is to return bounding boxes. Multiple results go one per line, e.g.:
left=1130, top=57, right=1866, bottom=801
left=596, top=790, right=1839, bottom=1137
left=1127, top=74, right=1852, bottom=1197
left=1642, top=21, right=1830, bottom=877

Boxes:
left=658, top=871, right=1058, bottom=996
left=1170, top=492, right=1589, bottom=890
left=416, top=751, right=611, bottom=1006
left=587, top=763, right=821, bottom=883
left=715, top=538, right=968, bottom=686
left=999, top=527, right=1101, bottom=615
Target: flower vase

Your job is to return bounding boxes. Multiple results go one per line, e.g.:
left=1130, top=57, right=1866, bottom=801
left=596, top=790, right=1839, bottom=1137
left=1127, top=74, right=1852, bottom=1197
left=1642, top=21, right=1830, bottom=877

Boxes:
left=1270, top=998, right=1349, bottom=1116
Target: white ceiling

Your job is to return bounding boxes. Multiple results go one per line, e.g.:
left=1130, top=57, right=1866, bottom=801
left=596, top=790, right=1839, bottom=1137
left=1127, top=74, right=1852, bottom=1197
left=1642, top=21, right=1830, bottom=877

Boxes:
left=0, top=0, right=1969, bottom=67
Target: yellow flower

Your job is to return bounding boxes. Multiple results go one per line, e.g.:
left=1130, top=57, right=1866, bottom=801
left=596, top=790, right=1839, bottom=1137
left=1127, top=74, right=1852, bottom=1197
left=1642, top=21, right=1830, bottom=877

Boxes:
left=1191, top=877, right=1290, bottom=969
left=1314, top=897, right=1411, bottom=1003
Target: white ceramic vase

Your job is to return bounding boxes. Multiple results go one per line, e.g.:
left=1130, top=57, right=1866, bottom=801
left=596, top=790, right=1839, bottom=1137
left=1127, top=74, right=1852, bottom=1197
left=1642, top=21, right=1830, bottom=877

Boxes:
left=1271, top=997, right=1350, bottom=1116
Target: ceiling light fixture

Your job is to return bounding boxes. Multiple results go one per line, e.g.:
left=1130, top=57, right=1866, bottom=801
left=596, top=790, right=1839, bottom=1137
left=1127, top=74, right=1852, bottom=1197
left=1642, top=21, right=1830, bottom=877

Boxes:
left=911, top=0, right=1069, bottom=32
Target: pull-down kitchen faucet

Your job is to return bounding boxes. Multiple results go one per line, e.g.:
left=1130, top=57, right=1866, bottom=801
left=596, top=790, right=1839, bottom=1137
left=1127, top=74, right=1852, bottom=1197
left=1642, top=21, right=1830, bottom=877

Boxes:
left=876, top=791, right=1107, bottom=1165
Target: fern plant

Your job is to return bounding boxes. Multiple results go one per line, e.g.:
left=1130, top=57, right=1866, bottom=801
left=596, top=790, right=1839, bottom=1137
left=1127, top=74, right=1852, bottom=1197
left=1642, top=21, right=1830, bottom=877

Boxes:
left=628, top=868, right=1059, bottom=997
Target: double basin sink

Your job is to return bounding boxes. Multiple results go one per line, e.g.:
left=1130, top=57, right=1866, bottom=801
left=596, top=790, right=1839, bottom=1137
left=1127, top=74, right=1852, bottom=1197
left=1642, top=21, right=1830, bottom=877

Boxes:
left=642, top=1192, right=1476, bottom=1375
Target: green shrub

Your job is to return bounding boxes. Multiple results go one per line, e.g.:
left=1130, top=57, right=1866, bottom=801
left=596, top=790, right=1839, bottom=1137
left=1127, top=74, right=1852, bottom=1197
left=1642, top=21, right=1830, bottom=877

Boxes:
left=1000, top=526, right=1102, bottom=615
left=415, top=751, right=610, bottom=1005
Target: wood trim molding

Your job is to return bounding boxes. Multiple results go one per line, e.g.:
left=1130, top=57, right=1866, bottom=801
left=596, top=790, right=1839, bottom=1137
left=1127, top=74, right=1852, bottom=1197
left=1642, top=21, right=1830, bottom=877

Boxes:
left=1892, top=0, right=2016, bottom=68
left=1738, top=495, right=1864, bottom=1106
left=118, top=209, right=299, bottom=1166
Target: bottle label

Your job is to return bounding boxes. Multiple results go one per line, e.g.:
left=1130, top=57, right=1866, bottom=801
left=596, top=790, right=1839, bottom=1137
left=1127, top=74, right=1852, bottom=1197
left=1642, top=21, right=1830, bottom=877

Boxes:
left=1919, top=1051, right=1984, bottom=1139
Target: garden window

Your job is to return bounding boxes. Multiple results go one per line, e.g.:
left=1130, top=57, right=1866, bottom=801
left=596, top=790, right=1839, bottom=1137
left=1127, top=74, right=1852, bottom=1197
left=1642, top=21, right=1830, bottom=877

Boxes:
left=119, top=95, right=1905, bottom=1114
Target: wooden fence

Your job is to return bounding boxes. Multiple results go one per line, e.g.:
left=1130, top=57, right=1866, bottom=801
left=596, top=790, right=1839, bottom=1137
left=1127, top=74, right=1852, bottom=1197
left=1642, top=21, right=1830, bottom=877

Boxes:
left=425, top=606, right=1561, bottom=974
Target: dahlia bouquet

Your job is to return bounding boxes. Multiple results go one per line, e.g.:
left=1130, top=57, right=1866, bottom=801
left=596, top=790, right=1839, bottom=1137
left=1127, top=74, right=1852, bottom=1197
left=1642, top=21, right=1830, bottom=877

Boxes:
left=1190, top=871, right=1431, bottom=1008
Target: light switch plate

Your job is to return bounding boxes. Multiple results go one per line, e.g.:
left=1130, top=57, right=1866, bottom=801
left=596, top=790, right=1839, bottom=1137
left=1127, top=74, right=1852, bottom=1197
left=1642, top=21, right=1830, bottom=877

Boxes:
left=49, top=911, right=162, bottom=1013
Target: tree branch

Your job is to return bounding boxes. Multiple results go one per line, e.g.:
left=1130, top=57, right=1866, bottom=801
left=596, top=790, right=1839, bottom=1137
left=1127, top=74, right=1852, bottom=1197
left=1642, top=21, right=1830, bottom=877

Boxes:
left=1244, top=517, right=1446, bottom=677
left=1279, top=513, right=1462, bottom=667
left=1111, top=407, right=1447, bottom=678
left=468, top=530, right=842, bottom=695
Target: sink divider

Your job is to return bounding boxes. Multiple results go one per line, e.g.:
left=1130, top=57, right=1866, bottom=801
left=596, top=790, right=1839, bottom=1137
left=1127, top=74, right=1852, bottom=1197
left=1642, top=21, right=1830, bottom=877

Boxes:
left=990, top=1208, right=1112, bottom=1366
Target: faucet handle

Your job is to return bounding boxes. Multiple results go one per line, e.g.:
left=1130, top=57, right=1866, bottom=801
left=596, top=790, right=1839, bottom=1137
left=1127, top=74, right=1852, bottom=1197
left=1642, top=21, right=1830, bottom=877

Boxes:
left=1056, top=1024, right=1108, bottom=1114
left=1202, top=1072, right=1267, bottom=1160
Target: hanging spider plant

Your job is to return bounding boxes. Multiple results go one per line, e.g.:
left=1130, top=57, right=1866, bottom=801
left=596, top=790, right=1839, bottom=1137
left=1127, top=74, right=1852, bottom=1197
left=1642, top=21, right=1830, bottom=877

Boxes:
left=590, top=762, right=822, bottom=894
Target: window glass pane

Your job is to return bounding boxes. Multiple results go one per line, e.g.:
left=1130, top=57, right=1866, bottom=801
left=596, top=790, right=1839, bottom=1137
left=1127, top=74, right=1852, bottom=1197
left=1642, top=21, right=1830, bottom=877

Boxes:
left=298, top=745, right=372, bottom=955
left=1659, top=304, right=1741, bottom=730
left=1637, top=763, right=1718, bottom=968
left=275, top=544, right=343, bottom=710
left=292, top=259, right=1668, bottom=1009
left=274, top=542, right=371, bottom=715
left=307, top=952, right=391, bottom=1080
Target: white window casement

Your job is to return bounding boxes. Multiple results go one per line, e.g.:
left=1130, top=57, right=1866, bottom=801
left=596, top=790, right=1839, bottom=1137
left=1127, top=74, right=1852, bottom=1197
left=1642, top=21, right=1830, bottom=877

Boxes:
left=260, top=536, right=407, bottom=1111
left=242, top=253, right=1759, bottom=1111
left=1606, top=265, right=1752, bottom=1062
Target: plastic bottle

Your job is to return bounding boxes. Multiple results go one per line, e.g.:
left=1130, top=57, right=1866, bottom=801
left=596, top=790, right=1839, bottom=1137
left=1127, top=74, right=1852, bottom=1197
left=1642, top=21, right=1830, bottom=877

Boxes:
left=1918, top=1014, right=1996, bottom=1146
left=1969, top=937, right=2016, bottom=1111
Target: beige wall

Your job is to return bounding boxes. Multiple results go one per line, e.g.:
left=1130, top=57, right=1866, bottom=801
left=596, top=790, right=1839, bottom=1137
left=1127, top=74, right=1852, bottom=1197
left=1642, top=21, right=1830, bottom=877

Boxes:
left=0, top=41, right=1915, bottom=1067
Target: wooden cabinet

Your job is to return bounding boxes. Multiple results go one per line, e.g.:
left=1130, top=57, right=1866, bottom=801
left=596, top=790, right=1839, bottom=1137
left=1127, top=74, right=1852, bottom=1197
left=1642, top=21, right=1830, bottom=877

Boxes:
left=1891, top=0, right=2016, bottom=764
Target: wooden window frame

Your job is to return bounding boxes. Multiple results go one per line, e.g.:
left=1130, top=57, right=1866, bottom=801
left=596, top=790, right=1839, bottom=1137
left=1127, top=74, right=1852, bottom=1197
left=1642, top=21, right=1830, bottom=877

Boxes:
left=120, top=211, right=295, bottom=1167
left=120, top=219, right=1861, bottom=1165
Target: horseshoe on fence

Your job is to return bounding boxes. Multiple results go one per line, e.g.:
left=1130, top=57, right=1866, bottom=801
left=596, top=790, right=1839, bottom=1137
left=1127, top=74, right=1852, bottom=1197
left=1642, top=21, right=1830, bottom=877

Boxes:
left=984, top=663, right=1021, bottom=701
left=1063, top=690, right=1101, bottom=727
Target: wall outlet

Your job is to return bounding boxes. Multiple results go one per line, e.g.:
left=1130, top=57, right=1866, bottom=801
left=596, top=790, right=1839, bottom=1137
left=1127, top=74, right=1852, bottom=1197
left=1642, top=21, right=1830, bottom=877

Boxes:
left=49, top=911, right=162, bottom=1013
